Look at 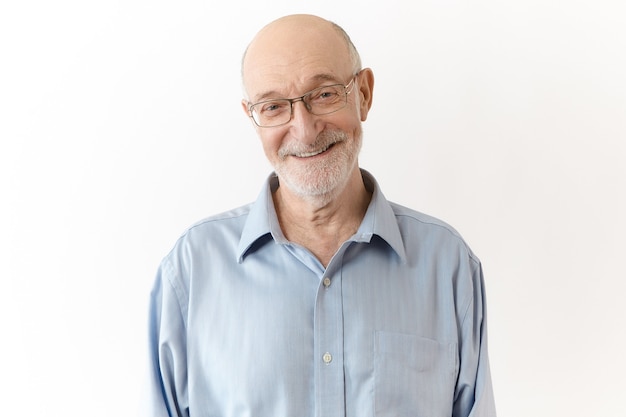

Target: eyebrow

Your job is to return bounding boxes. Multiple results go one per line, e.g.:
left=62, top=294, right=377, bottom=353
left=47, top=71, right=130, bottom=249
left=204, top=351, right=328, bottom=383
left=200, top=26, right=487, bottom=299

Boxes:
left=251, top=73, right=342, bottom=103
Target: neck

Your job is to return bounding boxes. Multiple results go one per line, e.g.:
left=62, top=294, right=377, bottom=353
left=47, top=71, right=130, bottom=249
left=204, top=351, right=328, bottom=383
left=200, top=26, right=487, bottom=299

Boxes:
left=272, top=169, right=372, bottom=267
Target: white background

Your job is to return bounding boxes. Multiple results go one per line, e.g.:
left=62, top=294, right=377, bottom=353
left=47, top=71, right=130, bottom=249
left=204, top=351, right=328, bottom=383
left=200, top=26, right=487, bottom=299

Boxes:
left=1, top=1, right=624, bottom=416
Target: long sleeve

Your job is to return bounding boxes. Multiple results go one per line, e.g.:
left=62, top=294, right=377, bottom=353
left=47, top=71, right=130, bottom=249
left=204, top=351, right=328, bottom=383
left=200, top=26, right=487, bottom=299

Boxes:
left=146, top=263, right=189, bottom=417
left=453, top=262, right=497, bottom=417
left=142, top=171, right=497, bottom=416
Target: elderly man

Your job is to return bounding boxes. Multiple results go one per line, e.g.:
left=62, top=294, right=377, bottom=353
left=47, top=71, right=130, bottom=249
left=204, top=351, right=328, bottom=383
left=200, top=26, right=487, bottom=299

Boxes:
left=148, top=14, right=496, bottom=417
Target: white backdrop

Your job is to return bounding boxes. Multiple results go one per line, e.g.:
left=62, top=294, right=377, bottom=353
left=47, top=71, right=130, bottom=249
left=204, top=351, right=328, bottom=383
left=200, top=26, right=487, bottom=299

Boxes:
left=1, top=1, right=625, bottom=416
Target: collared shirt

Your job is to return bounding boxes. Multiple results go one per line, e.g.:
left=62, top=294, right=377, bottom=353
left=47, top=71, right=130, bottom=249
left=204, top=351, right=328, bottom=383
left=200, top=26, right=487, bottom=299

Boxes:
left=147, top=170, right=496, bottom=417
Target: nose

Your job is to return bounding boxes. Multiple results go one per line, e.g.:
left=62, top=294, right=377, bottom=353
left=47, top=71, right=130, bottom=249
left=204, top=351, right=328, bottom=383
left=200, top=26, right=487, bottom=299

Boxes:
left=289, top=100, right=320, bottom=143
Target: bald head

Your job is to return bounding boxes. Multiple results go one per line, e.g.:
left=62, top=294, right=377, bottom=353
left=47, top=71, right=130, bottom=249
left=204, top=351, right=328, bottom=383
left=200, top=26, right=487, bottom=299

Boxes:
left=241, top=14, right=361, bottom=98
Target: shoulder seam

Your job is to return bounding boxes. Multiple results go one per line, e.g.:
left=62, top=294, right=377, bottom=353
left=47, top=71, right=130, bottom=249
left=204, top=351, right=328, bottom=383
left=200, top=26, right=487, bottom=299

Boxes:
left=394, top=212, right=480, bottom=265
left=176, top=204, right=252, bottom=239
left=160, top=256, right=189, bottom=329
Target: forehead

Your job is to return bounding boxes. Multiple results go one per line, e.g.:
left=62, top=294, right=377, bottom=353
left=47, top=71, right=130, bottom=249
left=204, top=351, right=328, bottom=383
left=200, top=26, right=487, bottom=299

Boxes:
left=243, top=19, right=353, bottom=100
left=248, top=70, right=348, bottom=103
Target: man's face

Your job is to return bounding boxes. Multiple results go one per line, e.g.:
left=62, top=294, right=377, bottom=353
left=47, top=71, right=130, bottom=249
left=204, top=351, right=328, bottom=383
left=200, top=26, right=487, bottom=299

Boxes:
left=241, top=17, right=372, bottom=201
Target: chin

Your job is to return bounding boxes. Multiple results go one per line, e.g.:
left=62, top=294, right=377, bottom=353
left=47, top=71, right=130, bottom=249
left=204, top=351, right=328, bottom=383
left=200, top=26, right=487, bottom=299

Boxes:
left=276, top=158, right=359, bottom=206
left=274, top=129, right=362, bottom=204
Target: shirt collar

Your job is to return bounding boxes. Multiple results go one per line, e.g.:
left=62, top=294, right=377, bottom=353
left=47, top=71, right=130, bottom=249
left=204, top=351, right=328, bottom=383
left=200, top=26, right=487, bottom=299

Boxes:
left=236, top=174, right=282, bottom=263
left=356, top=170, right=407, bottom=263
left=237, top=170, right=407, bottom=263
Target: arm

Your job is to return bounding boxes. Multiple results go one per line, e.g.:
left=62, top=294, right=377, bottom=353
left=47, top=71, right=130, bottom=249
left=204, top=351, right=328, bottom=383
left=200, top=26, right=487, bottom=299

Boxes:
left=145, top=263, right=189, bottom=417
left=453, top=262, right=497, bottom=417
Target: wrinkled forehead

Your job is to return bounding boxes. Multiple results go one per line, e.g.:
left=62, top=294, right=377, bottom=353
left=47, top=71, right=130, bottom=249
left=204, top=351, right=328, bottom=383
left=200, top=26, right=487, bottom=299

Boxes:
left=242, top=18, right=353, bottom=99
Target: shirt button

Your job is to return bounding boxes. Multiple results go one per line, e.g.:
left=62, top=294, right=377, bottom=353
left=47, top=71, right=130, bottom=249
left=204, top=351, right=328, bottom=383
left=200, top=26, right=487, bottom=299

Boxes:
left=323, top=277, right=331, bottom=288
left=322, top=352, right=333, bottom=364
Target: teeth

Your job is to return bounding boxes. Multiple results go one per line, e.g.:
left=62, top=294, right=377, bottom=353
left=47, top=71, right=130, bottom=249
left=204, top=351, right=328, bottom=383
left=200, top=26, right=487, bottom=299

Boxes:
left=298, top=149, right=324, bottom=158
left=296, top=144, right=332, bottom=158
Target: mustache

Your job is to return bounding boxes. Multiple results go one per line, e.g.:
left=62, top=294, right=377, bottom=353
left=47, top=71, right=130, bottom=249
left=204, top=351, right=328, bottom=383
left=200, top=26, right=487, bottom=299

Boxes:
left=278, top=130, right=348, bottom=159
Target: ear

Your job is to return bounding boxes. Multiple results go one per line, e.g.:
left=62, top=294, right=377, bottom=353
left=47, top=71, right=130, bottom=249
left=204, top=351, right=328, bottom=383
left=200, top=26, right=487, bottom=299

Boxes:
left=241, top=99, right=260, bottom=131
left=356, top=68, right=374, bottom=121
left=241, top=99, right=251, bottom=117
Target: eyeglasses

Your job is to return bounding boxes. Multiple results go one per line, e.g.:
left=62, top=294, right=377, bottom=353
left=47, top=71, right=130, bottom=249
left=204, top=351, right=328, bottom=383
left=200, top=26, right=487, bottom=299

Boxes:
left=247, top=76, right=357, bottom=128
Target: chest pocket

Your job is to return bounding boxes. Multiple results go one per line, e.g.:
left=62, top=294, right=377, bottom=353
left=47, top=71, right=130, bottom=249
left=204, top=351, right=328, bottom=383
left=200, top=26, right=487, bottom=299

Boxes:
left=374, top=331, right=458, bottom=417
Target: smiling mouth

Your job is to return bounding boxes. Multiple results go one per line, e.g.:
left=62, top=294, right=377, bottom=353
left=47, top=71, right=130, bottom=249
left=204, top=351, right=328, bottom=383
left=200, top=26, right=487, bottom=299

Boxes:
left=294, top=143, right=336, bottom=158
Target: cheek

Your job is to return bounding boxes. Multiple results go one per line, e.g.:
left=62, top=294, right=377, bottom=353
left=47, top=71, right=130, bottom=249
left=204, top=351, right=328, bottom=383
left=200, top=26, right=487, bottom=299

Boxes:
left=341, top=113, right=364, bottom=138
left=327, top=107, right=361, bottom=132
left=259, top=132, right=283, bottom=160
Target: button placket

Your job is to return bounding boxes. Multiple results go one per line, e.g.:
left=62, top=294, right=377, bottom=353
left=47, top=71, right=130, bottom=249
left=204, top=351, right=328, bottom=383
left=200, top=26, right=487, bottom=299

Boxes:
left=323, top=276, right=332, bottom=288
left=313, top=266, right=345, bottom=416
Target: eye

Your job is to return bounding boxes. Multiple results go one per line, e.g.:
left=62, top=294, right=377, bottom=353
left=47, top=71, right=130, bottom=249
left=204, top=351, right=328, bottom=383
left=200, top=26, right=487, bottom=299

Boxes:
left=309, top=85, right=342, bottom=103
left=258, top=100, right=289, bottom=115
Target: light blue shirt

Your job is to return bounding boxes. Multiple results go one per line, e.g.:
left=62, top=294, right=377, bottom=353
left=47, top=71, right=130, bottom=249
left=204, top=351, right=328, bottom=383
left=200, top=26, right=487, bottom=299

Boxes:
left=148, top=170, right=496, bottom=417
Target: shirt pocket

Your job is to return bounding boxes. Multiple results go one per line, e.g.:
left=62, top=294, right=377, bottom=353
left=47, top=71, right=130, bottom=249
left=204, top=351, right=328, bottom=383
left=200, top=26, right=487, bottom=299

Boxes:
left=374, top=331, right=457, bottom=417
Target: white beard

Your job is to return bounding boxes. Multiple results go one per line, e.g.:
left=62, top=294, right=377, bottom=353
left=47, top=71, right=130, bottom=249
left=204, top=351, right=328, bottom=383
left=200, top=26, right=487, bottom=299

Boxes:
left=274, top=129, right=362, bottom=203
